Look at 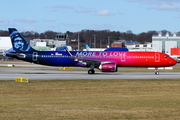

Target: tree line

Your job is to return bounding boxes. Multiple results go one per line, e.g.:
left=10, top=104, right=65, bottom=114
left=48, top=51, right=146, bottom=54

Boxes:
left=1, top=29, right=180, bottom=49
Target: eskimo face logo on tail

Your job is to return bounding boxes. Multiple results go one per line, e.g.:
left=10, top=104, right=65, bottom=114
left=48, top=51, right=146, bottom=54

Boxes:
left=13, top=36, right=24, bottom=51
left=9, top=29, right=32, bottom=52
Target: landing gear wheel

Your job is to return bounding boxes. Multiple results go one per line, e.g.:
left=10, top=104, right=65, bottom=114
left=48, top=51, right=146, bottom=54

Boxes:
left=155, top=71, right=159, bottom=75
left=155, top=67, right=159, bottom=75
left=88, top=69, right=95, bottom=74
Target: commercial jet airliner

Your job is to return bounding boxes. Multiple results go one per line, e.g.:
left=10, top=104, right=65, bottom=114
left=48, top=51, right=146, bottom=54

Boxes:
left=5, top=28, right=177, bottom=75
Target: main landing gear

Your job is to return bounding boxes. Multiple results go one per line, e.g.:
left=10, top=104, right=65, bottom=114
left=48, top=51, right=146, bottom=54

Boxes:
left=155, top=67, right=159, bottom=75
left=88, top=64, right=95, bottom=74
left=88, top=69, right=95, bottom=74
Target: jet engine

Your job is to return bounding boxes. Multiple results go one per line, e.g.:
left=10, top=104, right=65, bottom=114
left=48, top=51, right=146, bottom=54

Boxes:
left=98, top=63, right=117, bottom=72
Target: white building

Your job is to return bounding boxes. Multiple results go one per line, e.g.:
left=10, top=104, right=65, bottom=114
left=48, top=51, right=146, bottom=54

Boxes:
left=126, top=43, right=153, bottom=51
left=0, top=37, right=12, bottom=52
left=152, top=32, right=179, bottom=54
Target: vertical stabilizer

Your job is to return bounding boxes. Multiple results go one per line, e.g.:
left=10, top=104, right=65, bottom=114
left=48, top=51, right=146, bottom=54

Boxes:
left=8, top=28, right=35, bottom=52
left=85, top=44, right=90, bottom=51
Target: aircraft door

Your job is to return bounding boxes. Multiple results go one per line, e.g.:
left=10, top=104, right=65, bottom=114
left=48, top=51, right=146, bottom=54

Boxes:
left=121, top=52, right=126, bottom=62
left=33, top=52, right=38, bottom=61
left=155, top=53, right=160, bottom=62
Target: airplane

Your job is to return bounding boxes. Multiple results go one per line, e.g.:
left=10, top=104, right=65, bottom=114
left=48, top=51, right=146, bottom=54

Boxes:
left=5, top=28, right=177, bottom=75
left=85, top=44, right=90, bottom=51
left=85, top=44, right=105, bottom=51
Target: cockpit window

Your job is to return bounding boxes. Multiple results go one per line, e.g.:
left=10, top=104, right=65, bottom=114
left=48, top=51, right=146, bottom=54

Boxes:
left=164, top=56, right=171, bottom=58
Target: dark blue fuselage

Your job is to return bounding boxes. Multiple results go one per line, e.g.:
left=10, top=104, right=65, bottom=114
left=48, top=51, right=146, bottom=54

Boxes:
left=9, top=51, right=78, bottom=67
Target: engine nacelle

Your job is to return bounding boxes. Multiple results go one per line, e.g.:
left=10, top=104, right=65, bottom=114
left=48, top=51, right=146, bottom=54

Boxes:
left=99, top=63, right=117, bottom=72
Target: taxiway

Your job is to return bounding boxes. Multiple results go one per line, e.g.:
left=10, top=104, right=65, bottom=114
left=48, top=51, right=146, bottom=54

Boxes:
left=0, top=61, right=180, bottom=80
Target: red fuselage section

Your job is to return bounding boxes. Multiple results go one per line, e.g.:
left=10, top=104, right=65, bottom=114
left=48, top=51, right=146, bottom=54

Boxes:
left=73, top=51, right=176, bottom=67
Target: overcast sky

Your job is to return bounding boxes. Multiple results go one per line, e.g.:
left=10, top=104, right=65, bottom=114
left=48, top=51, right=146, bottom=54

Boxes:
left=1, top=0, right=180, bottom=33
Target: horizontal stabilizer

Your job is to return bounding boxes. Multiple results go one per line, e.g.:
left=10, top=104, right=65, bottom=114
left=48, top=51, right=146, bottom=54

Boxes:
left=5, top=53, right=26, bottom=58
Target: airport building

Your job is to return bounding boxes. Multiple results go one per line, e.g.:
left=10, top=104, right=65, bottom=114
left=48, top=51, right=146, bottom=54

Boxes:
left=126, top=43, right=153, bottom=51
left=0, top=37, right=12, bottom=55
left=110, top=41, right=153, bottom=51
left=152, top=32, right=180, bottom=54
left=30, top=33, right=67, bottom=50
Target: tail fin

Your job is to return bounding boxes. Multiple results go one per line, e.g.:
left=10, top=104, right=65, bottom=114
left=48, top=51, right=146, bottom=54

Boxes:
left=85, top=44, right=90, bottom=51
left=8, top=28, right=35, bottom=52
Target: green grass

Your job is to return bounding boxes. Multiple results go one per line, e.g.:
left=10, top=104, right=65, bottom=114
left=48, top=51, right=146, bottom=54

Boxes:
left=0, top=79, right=180, bottom=120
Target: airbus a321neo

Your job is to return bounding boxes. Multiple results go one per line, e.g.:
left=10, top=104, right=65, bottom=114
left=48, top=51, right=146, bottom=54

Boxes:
left=5, top=28, right=177, bottom=75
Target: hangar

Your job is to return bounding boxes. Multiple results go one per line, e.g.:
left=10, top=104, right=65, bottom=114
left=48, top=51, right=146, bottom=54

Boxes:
left=152, top=32, right=180, bottom=54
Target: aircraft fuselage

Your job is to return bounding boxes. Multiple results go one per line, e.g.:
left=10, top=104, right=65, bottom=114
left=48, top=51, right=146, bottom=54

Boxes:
left=10, top=51, right=176, bottom=68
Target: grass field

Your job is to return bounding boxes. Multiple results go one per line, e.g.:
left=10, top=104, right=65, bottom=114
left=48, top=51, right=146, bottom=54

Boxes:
left=0, top=79, right=180, bottom=120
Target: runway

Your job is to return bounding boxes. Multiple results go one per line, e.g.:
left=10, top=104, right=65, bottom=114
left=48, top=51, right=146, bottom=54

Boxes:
left=1, top=72, right=180, bottom=80
left=0, top=61, right=180, bottom=80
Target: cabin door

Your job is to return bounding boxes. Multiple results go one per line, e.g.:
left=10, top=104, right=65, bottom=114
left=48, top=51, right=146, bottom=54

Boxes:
left=121, top=52, right=126, bottom=62
left=33, top=52, right=38, bottom=61
left=155, top=53, right=160, bottom=62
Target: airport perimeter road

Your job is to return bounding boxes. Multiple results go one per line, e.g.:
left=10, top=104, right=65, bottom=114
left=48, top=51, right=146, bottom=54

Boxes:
left=0, top=67, right=180, bottom=80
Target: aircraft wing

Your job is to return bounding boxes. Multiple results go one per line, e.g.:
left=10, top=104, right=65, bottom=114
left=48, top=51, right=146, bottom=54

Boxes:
left=66, top=49, right=101, bottom=67
left=65, top=49, right=100, bottom=63
left=71, top=56, right=101, bottom=65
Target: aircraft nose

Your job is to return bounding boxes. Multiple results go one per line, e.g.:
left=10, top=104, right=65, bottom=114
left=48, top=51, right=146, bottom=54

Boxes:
left=170, top=58, right=177, bottom=66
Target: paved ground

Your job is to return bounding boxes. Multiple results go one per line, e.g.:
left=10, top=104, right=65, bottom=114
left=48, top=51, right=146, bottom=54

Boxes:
left=1, top=72, right=180, bottom=80
left=0, top=61, right=180, bottom=80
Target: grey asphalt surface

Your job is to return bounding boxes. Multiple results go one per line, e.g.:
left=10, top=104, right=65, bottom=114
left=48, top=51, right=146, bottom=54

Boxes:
left=0, top=61, right=180, bottom=80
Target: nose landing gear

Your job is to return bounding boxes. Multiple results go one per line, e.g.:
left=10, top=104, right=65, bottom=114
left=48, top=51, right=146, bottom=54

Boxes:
left=155, top=67, right=159, bottom=75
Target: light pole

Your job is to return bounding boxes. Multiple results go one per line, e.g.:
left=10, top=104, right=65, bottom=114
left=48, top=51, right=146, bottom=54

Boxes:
left=78, top=33, right=80, bottom=51
left=93, top=35, right=96, bottom=48
left=108, top=36, right=110, bottom=47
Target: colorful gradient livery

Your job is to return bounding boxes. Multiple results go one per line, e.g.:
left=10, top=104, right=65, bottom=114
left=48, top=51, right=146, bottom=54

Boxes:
left=5, top=28, right=177, bottom=74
